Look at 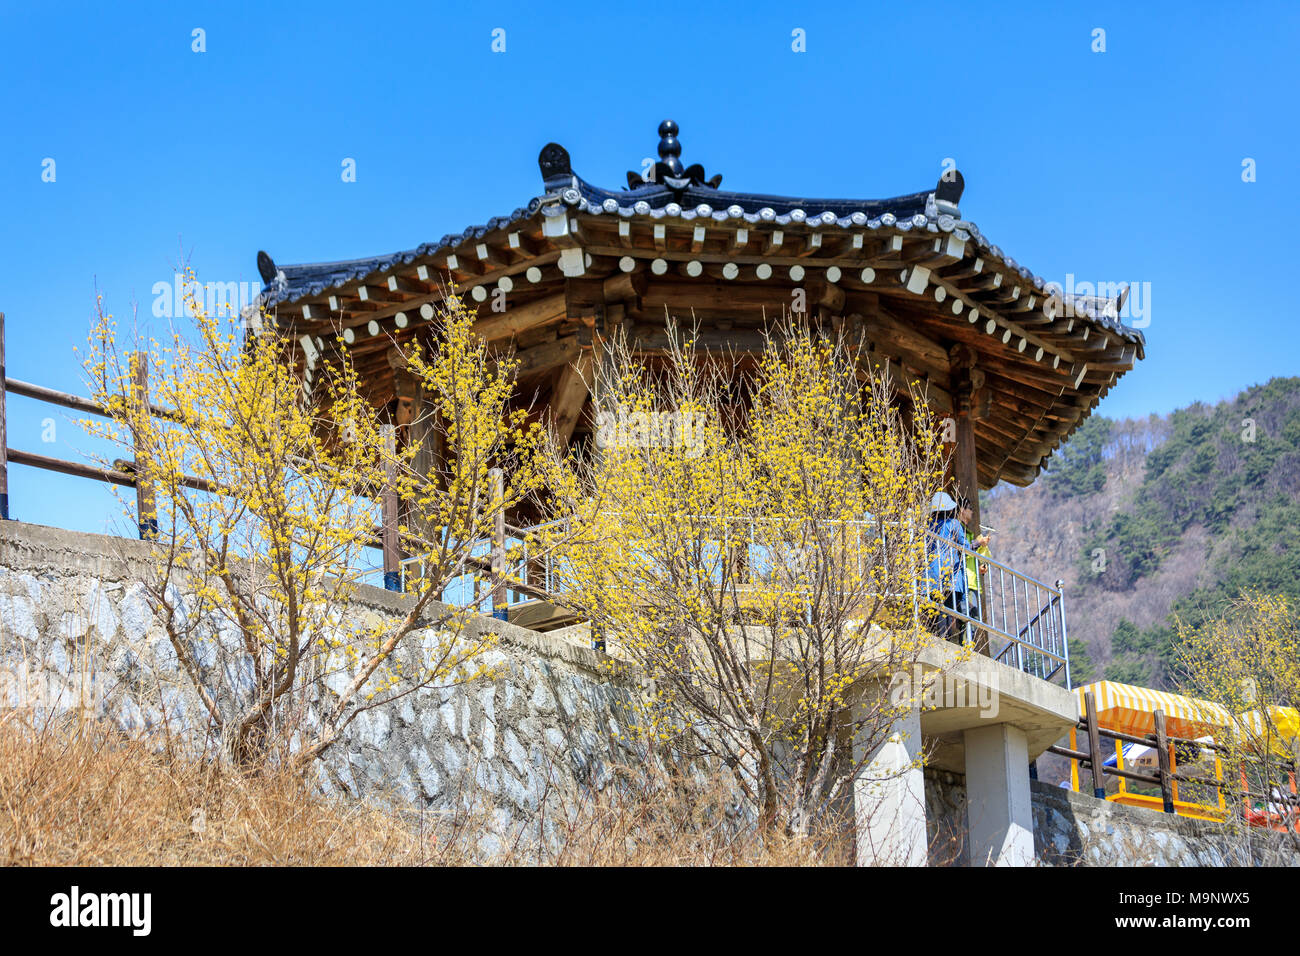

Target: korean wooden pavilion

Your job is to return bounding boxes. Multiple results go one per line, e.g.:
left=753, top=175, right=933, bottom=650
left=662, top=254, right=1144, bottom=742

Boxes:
left=254, top=120, right=1144, bottom=524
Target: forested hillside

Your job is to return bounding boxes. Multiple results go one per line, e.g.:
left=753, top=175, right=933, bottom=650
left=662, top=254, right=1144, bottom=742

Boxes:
left=980, top=377, right=1300, bottom=689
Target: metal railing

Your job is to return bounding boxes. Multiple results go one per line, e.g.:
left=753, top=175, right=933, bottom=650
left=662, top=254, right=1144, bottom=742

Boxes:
left=486, top=513, right=1071, bottom=686
left=922, top=528, right=1070, bottom=686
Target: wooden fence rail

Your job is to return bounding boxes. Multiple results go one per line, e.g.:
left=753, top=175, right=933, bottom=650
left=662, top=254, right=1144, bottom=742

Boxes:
left=1047, top=688, right=1300, bottom=824
left=0, top=313, right=533, bottom=605
left=0, top=312, right=426, bottom=595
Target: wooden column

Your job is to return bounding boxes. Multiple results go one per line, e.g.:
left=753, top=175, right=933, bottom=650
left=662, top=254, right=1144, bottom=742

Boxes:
left=948, top=345, right=982, bottom=530
left=489, top=466, right=506, bottom=618
left=1084, top=690, right=1106, bottom=799
left=131, top=351, right=157, bottom=540
left=0, top=312, right=8, bottom=520
left=953, top=405, right=979, bottom=527
left=380, top=423, right=402, bottom=592
left=552, top=279, right=603, bottom=453
left=1153, top=709, right=1176, bottom=814
left=393, top=358, right=445, bottom=576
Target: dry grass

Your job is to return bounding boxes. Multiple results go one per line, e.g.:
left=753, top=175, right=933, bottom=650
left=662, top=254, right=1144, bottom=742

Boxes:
left=0, top=711, right=432, bottom=865
left=0, top=711, right=862, bottom=866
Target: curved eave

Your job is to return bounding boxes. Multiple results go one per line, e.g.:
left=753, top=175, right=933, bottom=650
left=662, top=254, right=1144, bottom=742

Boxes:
left=260, top=203, right=539, bottom=307
left=255, top=151, right=1146, bottom=490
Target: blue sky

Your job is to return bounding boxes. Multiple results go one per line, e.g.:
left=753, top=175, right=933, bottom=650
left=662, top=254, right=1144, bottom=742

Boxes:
left=1, top=0, right=1296, bottom=535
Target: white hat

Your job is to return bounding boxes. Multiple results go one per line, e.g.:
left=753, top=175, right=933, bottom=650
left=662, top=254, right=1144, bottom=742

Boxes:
left=930, top=492, right=957, bottom=513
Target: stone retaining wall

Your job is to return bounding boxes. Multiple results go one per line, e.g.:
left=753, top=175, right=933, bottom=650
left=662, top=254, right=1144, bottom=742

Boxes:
left=7, top=519, right=1298, bottom=864
left=923, top=769, right=1300, bottom=866
left=0, top=521, right=651, bottom=836
left=1031, top=779, right=1300, bottom=866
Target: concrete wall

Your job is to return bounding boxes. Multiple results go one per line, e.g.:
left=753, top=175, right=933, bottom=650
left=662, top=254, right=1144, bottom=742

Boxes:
left=0, top=521, right=653, bottom=837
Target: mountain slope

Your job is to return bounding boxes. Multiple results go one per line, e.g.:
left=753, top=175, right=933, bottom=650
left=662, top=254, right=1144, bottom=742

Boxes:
left=980, top=377, right=1300, bottom=689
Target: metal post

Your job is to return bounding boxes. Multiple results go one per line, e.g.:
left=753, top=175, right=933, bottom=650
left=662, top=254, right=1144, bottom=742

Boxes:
left=381, top=424, right=402, bottom=592
left=998, top=564, right=1008, bottom=646
left=1013, top=577, right=1025, bottom=673
left=1154, top=708, right=1176, bottom=814
left=490, top=466, right=507, bottom=620
left=1057, top=579, right=1071, bottom=689
left=0, top=312, right=8, bottom=520
left=131, top=351, right=157, bottom=539
left=1084, top=690, right=1106, bottom=799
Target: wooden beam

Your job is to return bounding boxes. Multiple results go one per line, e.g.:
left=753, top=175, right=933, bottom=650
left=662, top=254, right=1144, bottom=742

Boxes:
left=910, top=259, right=1076, bottom=366
left=858, top=350, right=953, bottom=415
left=511, top=334, right=580, bottom=379
left=629, top=324, right=767, bottom=354
left=387, top=275, right=428, bottom=297
left=603, top=269, right=647, bottom=303
left=581, top=244, right=888, bottom=271
left=551, top=353, right=593, bottom=451
left=564, top=277, right=607, bottom=313
left=865, top=307, right=952, bottom=374
left=641, top=281, right=803, bottom=313
left=357, top=284, right=399, bottom=304
left=812, top=279, right=845, bottom=313
left=470, top=293, right=567, bottom=342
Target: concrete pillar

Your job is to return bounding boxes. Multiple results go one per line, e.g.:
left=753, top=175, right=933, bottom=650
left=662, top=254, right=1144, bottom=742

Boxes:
left=853, top=701, right=927, bottom=866
left=963, top=723, right=1034, bottom=866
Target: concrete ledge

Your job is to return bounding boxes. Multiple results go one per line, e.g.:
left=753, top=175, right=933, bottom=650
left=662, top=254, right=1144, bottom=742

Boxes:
left=911, top=639, right=1079, bottom=773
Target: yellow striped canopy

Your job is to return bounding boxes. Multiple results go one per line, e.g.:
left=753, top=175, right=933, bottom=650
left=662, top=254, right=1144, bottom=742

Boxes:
left=1076, top=681, right=1232, bottom=740
left=1236, top=707, right=1300, bottom=751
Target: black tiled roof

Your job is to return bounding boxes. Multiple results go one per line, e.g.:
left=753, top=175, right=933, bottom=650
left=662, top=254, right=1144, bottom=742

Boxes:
left=260, top=207, right=536, bottom=305
left=257, top=120, right=1143, bottom=349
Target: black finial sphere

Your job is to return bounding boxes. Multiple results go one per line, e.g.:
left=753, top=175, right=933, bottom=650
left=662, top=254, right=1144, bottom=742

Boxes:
left=658, top=119, right=681, bottom=163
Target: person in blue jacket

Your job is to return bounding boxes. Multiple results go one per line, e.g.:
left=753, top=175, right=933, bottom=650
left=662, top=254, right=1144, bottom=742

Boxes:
left=926, top=491, right=971, bottom=643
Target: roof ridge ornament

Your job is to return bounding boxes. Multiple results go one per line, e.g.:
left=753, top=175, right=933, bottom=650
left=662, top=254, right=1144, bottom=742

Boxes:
left=932, top=168, right=965, bottom=217
left=538, top=142, right=574, bottom=191
left=257, top=250, right=278, bottom=285
left=625, top=120, right=723, bottom=192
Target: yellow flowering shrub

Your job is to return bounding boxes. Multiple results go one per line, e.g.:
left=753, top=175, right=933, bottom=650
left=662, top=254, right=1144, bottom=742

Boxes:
left=84, top=275, right=542, bottom=767
left=539, top=320, right=954, bottom=831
